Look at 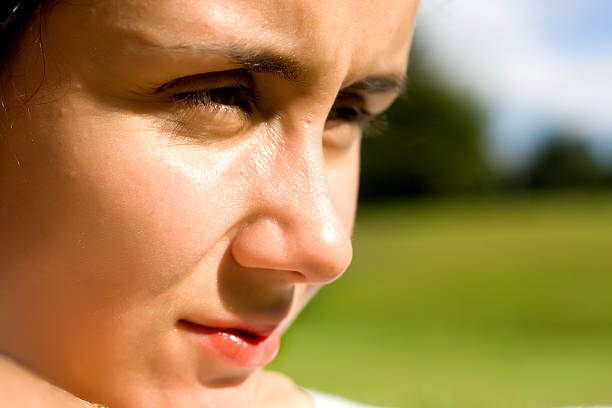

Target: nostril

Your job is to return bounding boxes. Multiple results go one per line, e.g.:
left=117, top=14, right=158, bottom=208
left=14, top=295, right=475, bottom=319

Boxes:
left=218, top=259, right=297, bottom=320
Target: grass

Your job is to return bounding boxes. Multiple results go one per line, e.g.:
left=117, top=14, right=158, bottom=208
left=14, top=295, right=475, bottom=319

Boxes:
left=267, top=193, right=612, bottom=408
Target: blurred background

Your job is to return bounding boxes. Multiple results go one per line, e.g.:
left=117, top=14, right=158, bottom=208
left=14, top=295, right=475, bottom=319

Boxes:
left=268, top=1, right=612, bottom=407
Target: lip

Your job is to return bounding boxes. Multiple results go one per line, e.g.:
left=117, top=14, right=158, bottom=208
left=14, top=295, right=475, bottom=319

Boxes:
left=179, top=320, right=281, bottom=367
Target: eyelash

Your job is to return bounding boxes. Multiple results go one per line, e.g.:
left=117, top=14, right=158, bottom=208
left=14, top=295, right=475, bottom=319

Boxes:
left=173, top=85, right=373, bottom=126
left=173, top=85, right=258, bottom=114
left=327, top=105, right=373, bottom=125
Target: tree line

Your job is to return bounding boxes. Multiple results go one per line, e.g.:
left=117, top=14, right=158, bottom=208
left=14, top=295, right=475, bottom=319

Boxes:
left=359, top=45, right=611, bottom=200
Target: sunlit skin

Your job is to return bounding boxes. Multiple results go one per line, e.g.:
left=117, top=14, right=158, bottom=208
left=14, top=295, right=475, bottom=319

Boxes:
left=0, top=0, right=418, bottom=407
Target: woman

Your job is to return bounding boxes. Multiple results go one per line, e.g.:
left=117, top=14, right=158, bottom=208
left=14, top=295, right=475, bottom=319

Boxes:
left=0, top=0, right=418, bottom=407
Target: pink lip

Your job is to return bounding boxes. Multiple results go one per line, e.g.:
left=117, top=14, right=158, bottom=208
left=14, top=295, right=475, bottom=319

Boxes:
left=180, top=320, right=281, bottom=367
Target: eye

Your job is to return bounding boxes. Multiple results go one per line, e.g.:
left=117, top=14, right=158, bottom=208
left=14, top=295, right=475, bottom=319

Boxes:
left=325, top=101, right=388, bottom=143
left=326, top=103, right=376, bottom=131
left=327, top=106, right=370, bottom=123
left=174, top=85, right=257, bottom=113
left=326, top=91, right=374, bottom=128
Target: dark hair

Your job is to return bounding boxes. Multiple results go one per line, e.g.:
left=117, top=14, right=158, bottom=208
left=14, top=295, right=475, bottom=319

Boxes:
left=0, top=0, right=48, bottom=76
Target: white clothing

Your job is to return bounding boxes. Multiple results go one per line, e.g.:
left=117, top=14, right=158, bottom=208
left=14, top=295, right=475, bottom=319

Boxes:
left=305, top=389, right=388, bottom=408
left=305, top=391, right=610, bottom=408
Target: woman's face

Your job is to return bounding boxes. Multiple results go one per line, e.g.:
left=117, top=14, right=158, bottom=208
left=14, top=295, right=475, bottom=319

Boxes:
left=0, top=0, right=416, bottom=406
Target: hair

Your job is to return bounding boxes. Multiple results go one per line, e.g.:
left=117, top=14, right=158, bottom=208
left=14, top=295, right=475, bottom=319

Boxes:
left=0, top=0, right=49, bottom=77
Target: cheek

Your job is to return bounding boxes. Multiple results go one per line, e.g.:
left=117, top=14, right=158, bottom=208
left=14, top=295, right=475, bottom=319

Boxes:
left=0, top=101, right=257, bottom=386
left=58, top=121, right=253, bottom=305
left=326, top=139, right=361, bottom=233
left=0, top=98, right=254, bottom=320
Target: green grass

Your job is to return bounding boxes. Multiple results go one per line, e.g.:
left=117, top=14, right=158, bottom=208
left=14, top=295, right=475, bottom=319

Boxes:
left=267, top=193, right=612, bottom=408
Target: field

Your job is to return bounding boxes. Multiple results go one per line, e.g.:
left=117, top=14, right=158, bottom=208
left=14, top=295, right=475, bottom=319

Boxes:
left=267, top=194, right=612, bottom=408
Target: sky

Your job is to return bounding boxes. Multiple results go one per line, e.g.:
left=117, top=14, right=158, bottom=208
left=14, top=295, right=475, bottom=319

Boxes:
left=414, top=0, right=612, bottom=170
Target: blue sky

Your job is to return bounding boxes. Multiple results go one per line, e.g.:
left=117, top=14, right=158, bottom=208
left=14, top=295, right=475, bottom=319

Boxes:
left=415, top=0, right=612, bottom=170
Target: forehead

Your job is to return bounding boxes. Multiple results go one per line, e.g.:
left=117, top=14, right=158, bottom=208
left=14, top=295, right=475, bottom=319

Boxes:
left=56, top=0, right=417, bottom=85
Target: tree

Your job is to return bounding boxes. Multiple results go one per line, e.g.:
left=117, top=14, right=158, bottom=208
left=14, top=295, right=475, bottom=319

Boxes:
left=359, top=42, right=491, bottom=200
left=527, top=133, right=604, bottom=190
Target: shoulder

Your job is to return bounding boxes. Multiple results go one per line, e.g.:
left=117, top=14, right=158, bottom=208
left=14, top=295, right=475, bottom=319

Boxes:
left=304, top=389, right=390, bottom=408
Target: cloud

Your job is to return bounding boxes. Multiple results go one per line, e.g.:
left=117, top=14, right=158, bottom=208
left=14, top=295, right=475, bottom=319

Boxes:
left=414, top=0, right=612, bottom=165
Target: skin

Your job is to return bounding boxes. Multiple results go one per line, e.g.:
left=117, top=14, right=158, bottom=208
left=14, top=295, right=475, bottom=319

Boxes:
left=0, top=0, right=418, bottom=407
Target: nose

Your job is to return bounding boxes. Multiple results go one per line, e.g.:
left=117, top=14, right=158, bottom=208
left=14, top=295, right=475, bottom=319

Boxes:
left=230, top=128, right=354, bottom=284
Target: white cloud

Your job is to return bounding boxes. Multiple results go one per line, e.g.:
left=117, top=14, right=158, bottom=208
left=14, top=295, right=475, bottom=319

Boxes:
left=414, top=0, right=612, bottom=165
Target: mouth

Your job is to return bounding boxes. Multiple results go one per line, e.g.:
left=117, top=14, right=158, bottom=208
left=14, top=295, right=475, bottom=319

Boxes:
left=178, top=320, right=281, bottom=367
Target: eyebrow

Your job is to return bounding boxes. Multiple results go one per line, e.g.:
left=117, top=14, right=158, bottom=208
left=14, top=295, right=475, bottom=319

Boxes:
left=228, top=50, right=304, bottom=81
left=148, top=42, right=306, bottom=82
left=147, top=42, right=405, bottom=94
left=347, top=75, right=406, bottom=95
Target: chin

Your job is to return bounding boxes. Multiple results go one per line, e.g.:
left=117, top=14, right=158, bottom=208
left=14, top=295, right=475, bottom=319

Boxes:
left=81, top=367, right=262, bottom=408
